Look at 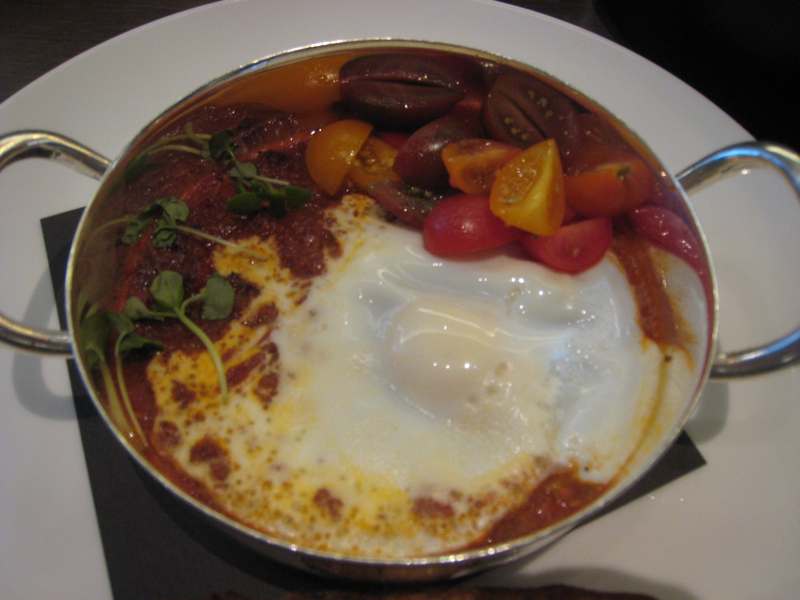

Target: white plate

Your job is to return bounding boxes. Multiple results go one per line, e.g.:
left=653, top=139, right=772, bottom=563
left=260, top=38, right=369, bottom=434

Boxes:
left=1, top=1, right=799, bottom=599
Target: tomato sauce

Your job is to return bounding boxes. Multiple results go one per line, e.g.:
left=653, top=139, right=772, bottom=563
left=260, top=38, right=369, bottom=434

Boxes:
left=472, top=467, right=609, bottom=549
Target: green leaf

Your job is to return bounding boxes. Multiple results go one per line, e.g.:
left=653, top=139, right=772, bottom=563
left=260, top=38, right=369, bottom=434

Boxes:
left=118, top=334, right=164, bottom=355
left=121, top=214, right=152, bottom=244
left=150, top=271, right=185, bottom=311
left=106, top=311, right=134, bottom=337
left=124, top=297, right=159, bottom=321
left=249, top=181, right=270, bottom=198
left=124, top=152, right=150, bottom=182
left=201, top=273, right=235, bottom=320
left=78, top=311, right=111, bottom=369
left=152, top=222, right=177, bottom=247
left=207, top=130, right=237, bottom=162
left=229, top=161, right=258, bottom=180
left=227, top=192, right=263, bottom=216
left=284, top=185, right=312, bottom=209
left=106, top=309, right=163, bottom=355
left=158, top=197, right=189, bottom=223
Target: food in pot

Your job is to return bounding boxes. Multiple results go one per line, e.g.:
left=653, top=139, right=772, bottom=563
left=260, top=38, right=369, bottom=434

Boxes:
left=76, top=47, right=709, bottom=560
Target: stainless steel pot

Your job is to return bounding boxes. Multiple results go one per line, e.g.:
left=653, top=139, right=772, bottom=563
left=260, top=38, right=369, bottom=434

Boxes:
left=2, top=40, right=800, bottom=582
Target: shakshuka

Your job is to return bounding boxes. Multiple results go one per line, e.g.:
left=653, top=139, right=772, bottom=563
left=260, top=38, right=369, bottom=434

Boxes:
left=78, top=46, right=708, bottom=559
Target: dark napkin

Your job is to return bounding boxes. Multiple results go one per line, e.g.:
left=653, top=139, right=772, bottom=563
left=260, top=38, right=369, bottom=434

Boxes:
left=42, top=208, right=705, bottom=600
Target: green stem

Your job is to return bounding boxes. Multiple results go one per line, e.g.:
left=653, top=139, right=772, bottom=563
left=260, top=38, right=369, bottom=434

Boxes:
left=175, top=310, right=229, bottom=403
left=148, top=144, right=204, bottom=157
left=183, top=124, right=210, bottom=146
left=251, top=172, right=292, bottom=187
left=173, top=225, right=269, bottom=261
left=98, top=359, right=135, bottom=441
left=114, top=346, right=148, bottom=447
left=149, top=132, right=209, bottom=151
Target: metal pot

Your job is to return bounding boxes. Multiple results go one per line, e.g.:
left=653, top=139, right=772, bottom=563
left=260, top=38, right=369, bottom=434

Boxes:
left=2, top=40, right=800, bottom=582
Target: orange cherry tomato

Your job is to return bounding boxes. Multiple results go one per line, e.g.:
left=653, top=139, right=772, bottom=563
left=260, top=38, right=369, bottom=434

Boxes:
left=564, top=157, right=655, bottom=217
left=305, top=119, right=373, bottom=195
left=441, top=138, right=521, bottom=195
left=348, top=135, right=400, bottom=192
left=489, top=138, right=565, bottom=236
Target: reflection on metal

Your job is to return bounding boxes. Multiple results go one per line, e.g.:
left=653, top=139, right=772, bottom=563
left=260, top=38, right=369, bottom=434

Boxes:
left=0, top=131, right=109, bottom=356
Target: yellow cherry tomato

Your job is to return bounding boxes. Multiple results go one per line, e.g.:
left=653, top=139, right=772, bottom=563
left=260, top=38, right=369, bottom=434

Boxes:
left=489, top=138, right=565, bottom=236
left=348, top=136, right=400, bottom=192
left=305, top=119, right=374, bottom=195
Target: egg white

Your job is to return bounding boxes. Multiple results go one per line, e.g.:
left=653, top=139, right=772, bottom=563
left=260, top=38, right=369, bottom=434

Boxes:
left=145, top=193, right=702, bottom=558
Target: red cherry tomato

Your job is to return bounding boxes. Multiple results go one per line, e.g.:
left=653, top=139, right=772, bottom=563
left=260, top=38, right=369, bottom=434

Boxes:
left=423, top=194, right=523, bottom=256
left=628, top=205, right=707, bottom=277
left=521, top=217, right=613, bottom=274
left=564, top=157, right=655, bottom=217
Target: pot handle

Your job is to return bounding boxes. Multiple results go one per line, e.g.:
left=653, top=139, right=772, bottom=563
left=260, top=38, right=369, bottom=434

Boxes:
left=0, top=131, right=110, bottom=356
left=677, top=141, right=800, bottom=378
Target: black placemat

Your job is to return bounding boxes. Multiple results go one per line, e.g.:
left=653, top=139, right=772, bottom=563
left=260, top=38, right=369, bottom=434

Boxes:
left=42, top=208, right=706, bottom=600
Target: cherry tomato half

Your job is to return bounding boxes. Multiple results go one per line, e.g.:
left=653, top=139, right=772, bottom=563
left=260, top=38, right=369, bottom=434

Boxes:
left=489, top=138, right=565, bottom=236
left=348, top=136, right=400, bottom=192
left=393, top=115, right=480, bottom=190
left=441, top=138, right=521, bottom=195
left=305, top=119, right=373, bottom=195
left=368, top=180, right=444, bottom=228
left=564, top=157, right=655, bottom=217
left=423, top=194, right=523, bottom=256
left=521, top=217, right=613, bottom=274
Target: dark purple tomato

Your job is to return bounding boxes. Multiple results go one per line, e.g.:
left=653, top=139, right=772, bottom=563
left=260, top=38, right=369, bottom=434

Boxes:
left=367, top=180, right=448, bottom=228
left=482, top=72, right=580, bottom=150
left=340, top=53, right=467, bottom=130
left=392, top=115, right=481, bottom=190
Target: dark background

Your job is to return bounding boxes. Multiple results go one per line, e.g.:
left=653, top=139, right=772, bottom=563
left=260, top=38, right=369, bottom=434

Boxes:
left=596, top=0, right=800, bottom=152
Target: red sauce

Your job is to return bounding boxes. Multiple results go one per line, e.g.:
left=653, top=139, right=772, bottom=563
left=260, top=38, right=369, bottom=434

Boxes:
left=471, top=467, right=608, bottom=549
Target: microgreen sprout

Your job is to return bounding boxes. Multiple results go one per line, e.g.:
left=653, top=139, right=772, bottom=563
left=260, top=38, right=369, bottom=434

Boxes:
left=124, top=124, right=312, bottom=217
left=119, top=197, right=268, bottom=261
left=227, top=180, right=312, bottom=218
left=124, top=271, right=235, bottom=403
left=78, top=309, right=162, bottom=447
